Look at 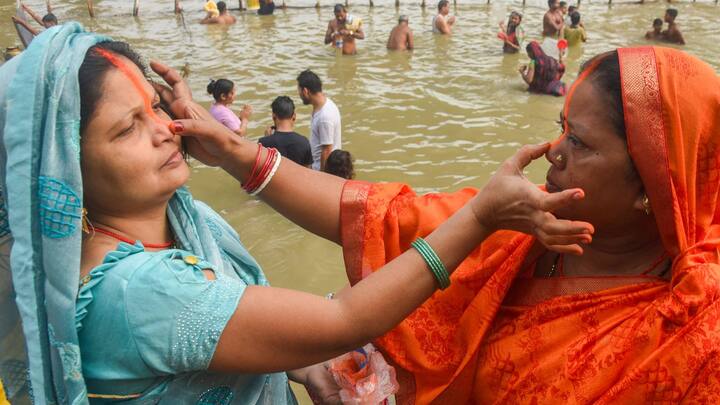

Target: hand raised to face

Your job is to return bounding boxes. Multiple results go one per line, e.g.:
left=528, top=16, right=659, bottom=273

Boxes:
left=471, top=143, right=594, bottom=255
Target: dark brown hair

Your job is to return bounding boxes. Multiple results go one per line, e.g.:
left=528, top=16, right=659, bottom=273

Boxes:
left=78, top=41, right=147, bottom=134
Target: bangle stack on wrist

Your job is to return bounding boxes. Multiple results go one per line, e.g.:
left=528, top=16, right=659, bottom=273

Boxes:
left=411, top=237, right=451, bottom=290
left=242, top=145, right=282, bottom=196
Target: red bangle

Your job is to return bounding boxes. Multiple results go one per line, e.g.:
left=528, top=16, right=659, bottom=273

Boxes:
left=254, top=149, right=278, bottom=191
left=245, top=148, right=277, bottom=193
left=244, top=149, right=271, bottom=192
left=254, top=149, right=279, bottom=192
left=242, top=144, right=263, bottom=190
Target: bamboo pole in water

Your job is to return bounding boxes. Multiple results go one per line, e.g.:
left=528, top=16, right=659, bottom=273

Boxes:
left=132, top=0, right=139, bottom=16
left=86, top=0, right=95, bottom=17
left=175, top=0, right=181, bottom=13
left=370, top=0, right=375, bottom=7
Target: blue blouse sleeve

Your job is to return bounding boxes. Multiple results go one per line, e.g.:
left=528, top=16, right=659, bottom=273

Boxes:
left=124, top=251, right=246, bottom=374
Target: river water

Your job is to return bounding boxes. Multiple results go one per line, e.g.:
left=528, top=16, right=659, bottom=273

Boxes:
left=2, top=0, right=718, bottom=402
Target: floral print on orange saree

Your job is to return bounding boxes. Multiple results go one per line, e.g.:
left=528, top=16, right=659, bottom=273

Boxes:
left=340, top=47, right=720, bottom=404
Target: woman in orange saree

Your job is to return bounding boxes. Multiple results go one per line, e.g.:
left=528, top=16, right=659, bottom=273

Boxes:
left=340, top=46, right=720, bottom=404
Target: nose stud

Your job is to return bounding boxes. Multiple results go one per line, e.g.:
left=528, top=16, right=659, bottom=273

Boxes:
left=555, top=154, right=564, bottom=162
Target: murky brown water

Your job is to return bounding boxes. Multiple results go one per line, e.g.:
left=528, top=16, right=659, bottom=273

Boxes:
left=2, top=0, right=718, bottom=402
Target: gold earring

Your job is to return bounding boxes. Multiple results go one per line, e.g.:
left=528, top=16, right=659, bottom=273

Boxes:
left=642, top=194, right=651, bottom=215
left=556, top=154, right=564, bottom=162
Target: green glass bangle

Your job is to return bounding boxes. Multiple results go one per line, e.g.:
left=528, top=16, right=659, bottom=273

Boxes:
left=411, top=237, right=451, bottom=290
left=415, top=242, right=450, bottom=288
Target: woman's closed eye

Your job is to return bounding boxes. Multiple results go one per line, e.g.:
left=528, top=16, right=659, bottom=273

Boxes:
left=116, top=120, right=136, bottom=138
left=566, top=134, right=586, bottom=149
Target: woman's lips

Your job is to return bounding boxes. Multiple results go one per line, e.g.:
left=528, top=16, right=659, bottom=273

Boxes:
left=545, top=178, right=562, bottom=193
left=162, top=150, right=183, bottom=168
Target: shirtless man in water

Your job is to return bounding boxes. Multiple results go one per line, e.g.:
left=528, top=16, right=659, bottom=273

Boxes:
left=661, top=8, right=685, bottom=45
left=433, top=0, right=456, bottom=35
left=543, top=0, right=563, bottom=38
left=201, top=1, right=236, bottom=25
left=387, top=15, right=414, bottom=50
left=324, top=4, right=365, bottom=55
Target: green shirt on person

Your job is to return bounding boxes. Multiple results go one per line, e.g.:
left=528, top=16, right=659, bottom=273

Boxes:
left=563, top=26, right=587, bottom=46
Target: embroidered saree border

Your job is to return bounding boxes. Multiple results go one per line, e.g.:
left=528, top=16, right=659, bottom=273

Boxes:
left=618, top=47, right=678, bottom=256
left=340, top=180, right=371, bottom=285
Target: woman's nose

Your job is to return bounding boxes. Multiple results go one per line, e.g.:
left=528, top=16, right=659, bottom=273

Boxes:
left=149, top=115, right=175, bottom=145
left=546, top=138, right=566, bottom=168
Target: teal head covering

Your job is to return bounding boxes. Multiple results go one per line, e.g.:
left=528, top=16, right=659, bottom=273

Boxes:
left=0, top=23, right=108, bottom=404
left=0, top=23, right=277, bottom=404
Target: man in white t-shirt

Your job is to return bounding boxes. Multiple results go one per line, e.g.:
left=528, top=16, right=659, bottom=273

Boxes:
left=296, top=70, right=342, bottom=171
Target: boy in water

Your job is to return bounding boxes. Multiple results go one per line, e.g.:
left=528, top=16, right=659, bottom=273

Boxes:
left=645, top=18, right=663, bottom=40
left=12, top=2, right=58, bottom=37
left=562, top=11, right=586, bottom=46
left=387, top=15, right=414, bottom=51
left=559, top=2, right=568, bottom=23
left=565, top=5, right=581, bottom=27
left=433, top=0, right=456, bottom=35
left=661, top=8, right=685, bottom=45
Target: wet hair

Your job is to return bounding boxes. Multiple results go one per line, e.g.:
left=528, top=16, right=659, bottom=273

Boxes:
left=207, top=79, right=234, bottom=102
left=399, top=15, right=409, bottom=23
left=79, top=41, right=147, bottom=134
left=559, top=1, right=567, bottom=8
left=296, top=69, right=322, bottom=94
left=666, top=8, right=678, bottom=19
left=653, top=18, right=663, bottom=27
left=568, top=5, right=577, bottom=13
left=580, top=51, right=625, bottom=139
left=271, top=96, right=295, bottom=119
left=438, top=0, right=449, bottom=11
left=570, top=11, right=581, bottom=26
left=42, top=13, right=58, bottom=25
left=324, top=150, right=355, bottom=179
left=333, top=3, right=345, bottom=13
left=218, top=1, right=227, bottom=13
left=547, top=0, right=556, bottom=8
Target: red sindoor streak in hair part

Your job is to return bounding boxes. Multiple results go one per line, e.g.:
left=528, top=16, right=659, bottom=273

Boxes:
left=95, top=48, right=175, bottom=133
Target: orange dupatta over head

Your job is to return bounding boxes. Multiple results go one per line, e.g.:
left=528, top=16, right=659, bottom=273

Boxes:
left=340, top=47, right=720, bottom=404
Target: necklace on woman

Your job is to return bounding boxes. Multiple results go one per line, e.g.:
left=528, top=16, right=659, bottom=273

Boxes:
left=92, top=226, right=175, bottom=249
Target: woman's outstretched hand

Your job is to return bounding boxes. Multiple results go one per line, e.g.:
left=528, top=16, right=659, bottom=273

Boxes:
left=473, top=143, right=594, bottom=255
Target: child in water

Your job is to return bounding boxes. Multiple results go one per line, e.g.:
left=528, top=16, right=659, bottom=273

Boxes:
left=498, top=11, right=524, bottom=54
left=324, top=150, right=355, bottom=179
left=645, top=18, right=663, bottom=40
left=562, top=12, right=587, bottom=46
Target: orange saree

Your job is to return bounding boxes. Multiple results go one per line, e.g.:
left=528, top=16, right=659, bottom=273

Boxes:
left=340, top=47, right=720, bottom=404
